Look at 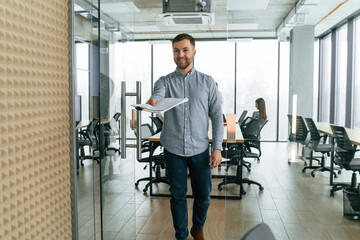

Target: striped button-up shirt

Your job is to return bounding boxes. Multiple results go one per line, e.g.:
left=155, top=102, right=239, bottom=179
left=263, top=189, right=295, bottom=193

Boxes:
left=151, top=68, right=223, bottom=156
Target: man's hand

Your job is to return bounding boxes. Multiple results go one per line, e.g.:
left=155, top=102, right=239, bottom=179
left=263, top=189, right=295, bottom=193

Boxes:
left=146, top=98, right=158, bottom=106
left=209, top=149, right=222, bottom=169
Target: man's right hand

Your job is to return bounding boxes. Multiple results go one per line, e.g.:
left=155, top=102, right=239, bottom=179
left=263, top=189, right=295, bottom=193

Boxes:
left=146, top=98, right=158, bottom=106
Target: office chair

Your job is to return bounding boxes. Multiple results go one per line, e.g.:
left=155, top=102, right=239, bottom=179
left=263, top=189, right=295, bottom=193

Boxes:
left=78, top=118, right=100, bottom=166
left=302, top=118, right=338, bottom=178
left=238, top=110, right=248, bottom=125
left=134, top=123, right=169, bottom=193
left=252, top=111, right=260, bottom=119
left=329, top=125, right=360, bottom=197
left=149, top=116, right=163, bottom=133
left=287, top=115, right=309, bottom=164
left=240, top=116, right=253, bottom=133
left=218, top=119, right=266, bottom=194
left=242, top=118, right=268, bottom=163
left=241, top=223, right=276, bottom=240
left=287, top=115, right=308, bottom=143
left=103, top=112, right=121, bottom=154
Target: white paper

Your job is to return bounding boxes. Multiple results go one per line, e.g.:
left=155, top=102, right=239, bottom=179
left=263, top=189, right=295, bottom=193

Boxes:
left=132, top=98, right=188, bottom=113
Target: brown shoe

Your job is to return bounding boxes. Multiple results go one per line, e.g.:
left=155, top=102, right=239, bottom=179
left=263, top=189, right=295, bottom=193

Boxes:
left=190, top=227, right=205, bottom=240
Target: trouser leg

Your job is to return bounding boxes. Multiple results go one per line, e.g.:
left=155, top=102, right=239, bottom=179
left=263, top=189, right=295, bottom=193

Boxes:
left=188, top=148, right=211, bottom=230
left=164, top=149, right=189, bottom=240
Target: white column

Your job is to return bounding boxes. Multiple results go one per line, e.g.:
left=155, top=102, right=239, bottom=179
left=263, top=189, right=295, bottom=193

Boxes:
left=288, top=25, right=315, bottom=118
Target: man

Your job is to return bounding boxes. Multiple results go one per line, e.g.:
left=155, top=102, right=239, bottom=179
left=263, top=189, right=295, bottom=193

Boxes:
left=146, top=33, right=223, bottom=240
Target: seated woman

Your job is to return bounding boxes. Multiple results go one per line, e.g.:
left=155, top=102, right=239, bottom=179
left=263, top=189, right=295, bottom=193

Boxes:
left=252, top=98, right=267, bottom=120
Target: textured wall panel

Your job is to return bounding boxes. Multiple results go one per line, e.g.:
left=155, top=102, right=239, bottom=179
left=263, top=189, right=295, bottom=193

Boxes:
left=0, top=0, right=71, bottom=239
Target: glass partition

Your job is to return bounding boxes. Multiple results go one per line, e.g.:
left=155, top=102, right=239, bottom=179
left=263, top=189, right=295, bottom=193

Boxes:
left=73, top=0, right=100, bottom=239
left=74, top=0, right=136, bottom=239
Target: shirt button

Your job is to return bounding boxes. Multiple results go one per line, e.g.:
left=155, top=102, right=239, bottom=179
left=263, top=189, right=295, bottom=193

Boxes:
left=185, top=118, right=187, bottom=120
left=185, top=108, right=187, bottom=110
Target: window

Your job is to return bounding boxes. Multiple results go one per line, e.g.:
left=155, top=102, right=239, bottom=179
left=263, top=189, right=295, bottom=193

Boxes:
left=313, top=40, right=319, bottom=121
left=195, top=41, right=235, bottom=115
left=334, top=25, right=348, bottom=125
left=319, top=34, right=332, bottom=122
left=353, top=17, right=360, bottom=128
left=75, top=43, right=89, bottom=121
left=153, top=43, right=174, bottom=82
left=110, top=42, right=151, bottom=126
left=279, top=42, right=290, bottom=141
left=236, top=40, right=279, bottom=141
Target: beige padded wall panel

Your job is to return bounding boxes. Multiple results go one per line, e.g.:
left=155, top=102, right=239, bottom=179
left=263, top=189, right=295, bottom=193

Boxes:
left=0, top=0, right=72, bottom=239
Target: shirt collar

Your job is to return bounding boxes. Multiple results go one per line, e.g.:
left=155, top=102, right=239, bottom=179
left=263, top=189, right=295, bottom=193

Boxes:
left=175, top=67, right=196, bottom=77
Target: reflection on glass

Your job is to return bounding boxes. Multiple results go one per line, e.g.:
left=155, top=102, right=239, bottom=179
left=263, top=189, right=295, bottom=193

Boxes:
left=335, top=24, right=348, bottom=125
left=236, top=40, right=278, bottom=141
left=319, top=34, right=332, bottom=122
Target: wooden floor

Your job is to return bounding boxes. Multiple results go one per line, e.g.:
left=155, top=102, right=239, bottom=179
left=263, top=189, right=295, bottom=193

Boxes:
left=77, top=142, right=360, bottom=240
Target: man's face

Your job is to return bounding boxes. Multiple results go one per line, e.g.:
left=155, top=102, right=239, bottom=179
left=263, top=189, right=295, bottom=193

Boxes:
left=173, top=39, right=196, bottom=70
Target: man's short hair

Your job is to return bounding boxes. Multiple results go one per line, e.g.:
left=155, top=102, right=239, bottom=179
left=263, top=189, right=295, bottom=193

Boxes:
left=172, top=33, right=195, bottom=48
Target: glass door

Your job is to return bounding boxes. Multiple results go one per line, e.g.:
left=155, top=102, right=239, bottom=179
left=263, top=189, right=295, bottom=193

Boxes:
left=98, top=0, right=136, bottom=239
left=73, top=0, right=136, bottom=239
left=74, top=0, right=100, bottom=239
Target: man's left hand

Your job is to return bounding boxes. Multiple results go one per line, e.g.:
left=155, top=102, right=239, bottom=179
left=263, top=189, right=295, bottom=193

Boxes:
left=209, top=149, right=222, bottom=169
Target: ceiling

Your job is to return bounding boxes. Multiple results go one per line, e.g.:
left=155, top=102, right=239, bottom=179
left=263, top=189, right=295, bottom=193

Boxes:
left=77, top=0, right=360, bottom=41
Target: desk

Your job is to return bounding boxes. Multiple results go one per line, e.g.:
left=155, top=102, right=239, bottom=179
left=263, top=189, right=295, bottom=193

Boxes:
left=316, top=122, right=360, bottom=185
left=148, top=126, right=244, bottom=200
left=75, top=119, right=110, bottom=130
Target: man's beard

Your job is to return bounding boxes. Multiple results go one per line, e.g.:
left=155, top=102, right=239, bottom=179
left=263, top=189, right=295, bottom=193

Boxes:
left=175, top=57, right=192, bottom=69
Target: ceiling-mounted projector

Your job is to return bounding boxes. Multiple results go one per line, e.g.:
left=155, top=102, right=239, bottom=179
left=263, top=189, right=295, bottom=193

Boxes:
left=160, top=0, right=214, bottom=25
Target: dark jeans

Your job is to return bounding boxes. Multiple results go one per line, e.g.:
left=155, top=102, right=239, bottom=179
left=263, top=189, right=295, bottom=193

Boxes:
left=164, top=148, right=212, bottom=240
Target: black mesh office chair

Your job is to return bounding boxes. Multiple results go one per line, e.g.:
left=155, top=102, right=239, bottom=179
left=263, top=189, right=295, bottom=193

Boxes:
left=302, top=118, right=337, bottom=178
left=329, top=125, right=360, bottom=197
left=103, top=112, right=121, bottom=154
left=242, top=118, right=268, bottom=163
left=240, top=116, right=253, bottom=133
left=238, top=110, right=248, bottom=125
left=134, top=124, right=169, bottom=193
left=78, top=118, right=100, bottom=166
left=287, top=115, right=308, bottom=143
left=149, top=116, right=163, bottom=133
left=218, top=119, right=267, bottom=194
left=287, top=115, right=309, bottom=164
